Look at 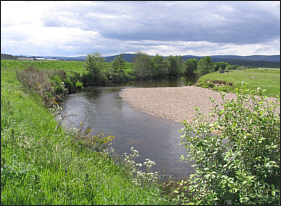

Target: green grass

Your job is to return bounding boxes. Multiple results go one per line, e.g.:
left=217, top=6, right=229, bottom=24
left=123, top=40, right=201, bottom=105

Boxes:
left=1, top=59, right=84, bottom=73
left=198, top=68, right=280, bottom=97
left=1, top=60, right=134, bottom=75
left=1, top=61, right=170, bottom=205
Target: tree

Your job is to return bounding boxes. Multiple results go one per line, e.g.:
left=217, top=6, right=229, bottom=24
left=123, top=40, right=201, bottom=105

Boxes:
left=132, top=51, right=152, bottom=79
left=175, top=55, right=184, bottom=76
left=194, top=56, right=213, bottom=78
left=110, top=53, right=126, bottom=82
left=214, top=62, right=229, bottom=71
left=83, top=52, right=105, bottom=85
left=111, top=53, right=125, bottom=73
left=184, top=58, right=198, bottom=75
left=225, top=64, right=239, bottom=70
left=176, top=83, right=280, bottom=205
left=150, top=54, right=168, bottom=78
left=165, top=55, right=182, bottom=77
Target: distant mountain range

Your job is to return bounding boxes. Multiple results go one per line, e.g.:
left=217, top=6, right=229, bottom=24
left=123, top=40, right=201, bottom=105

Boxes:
left=2, top=53, right=280, bottom=68
left=44, top=54, right=280, bottom=67
left=47, top=54, right=280, bottom=62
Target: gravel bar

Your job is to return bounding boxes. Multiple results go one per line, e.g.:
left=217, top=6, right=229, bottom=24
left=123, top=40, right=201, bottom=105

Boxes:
left=119, top=86, right=279, bottom=123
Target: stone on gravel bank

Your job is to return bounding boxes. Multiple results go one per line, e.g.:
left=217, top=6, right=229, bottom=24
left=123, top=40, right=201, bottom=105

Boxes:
left=119, top=86, right=279, bottom=123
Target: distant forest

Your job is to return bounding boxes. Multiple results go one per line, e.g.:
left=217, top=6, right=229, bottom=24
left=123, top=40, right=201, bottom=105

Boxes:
left=1, top=53, right=280, bottom=68
left=1, top=53, right=18, bottom=60
left=210, top=58, right=280, bottom=68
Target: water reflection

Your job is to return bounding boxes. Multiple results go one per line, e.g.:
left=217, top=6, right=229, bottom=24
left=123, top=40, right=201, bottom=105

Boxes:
left=109, top=75, right=197, bottom=88
left=58, top=77, right=196, bottom=179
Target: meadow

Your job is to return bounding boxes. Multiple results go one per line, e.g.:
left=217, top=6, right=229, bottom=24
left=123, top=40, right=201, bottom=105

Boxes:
left=1, top=59, right=134, bottom=75
left=197, top=68, right=280, bottom=97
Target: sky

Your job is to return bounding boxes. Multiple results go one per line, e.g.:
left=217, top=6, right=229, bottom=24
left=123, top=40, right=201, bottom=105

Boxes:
left=1, top=1, right=280, bottom=57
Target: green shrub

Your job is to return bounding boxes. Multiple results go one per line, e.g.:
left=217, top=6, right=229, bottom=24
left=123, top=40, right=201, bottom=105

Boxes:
left=52, top=83, right=64, bottom=94
left=196, top=82, right=203, bottom=87
left=176, top=83, right=280, bottom=205
left=75, top=80, right=83, bottom=89
left=200, top=82, right=215, bottom=88
left=63, top=77, right=74, bottom=90
left=45, top=92, right=53, bottom=98
left=16, top=67, right=57, bottom=107
left=49, top=75, right=64, bottom=94
left=50, top=74, right=62, bottom=84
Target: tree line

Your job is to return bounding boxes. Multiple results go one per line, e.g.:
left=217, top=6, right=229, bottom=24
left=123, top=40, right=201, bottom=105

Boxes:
left=71, top=51, right=264, bottom=86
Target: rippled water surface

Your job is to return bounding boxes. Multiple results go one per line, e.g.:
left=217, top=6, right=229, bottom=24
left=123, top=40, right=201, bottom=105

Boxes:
left=58, top=77, right=197, bottom=178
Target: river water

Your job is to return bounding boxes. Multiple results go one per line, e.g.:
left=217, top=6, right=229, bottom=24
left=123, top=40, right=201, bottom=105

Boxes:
left=58, top=77, right=197, bottom=179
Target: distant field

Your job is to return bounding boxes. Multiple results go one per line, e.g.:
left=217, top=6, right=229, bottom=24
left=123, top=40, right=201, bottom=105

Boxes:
left=1, top=60, right=134, bottom=78
left=198, top=68, right=280, bottom=97
left=1, top=60, right=85, bottom=73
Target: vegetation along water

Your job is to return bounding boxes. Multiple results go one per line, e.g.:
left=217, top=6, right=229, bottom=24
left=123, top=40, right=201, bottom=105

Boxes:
left=1, top=60, right=171, bottom=204
left=1, top=52, right=280, bottom=205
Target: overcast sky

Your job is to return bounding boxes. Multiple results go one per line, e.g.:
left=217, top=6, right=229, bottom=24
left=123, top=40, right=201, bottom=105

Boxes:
left=1, top=1, right=280, bottom=57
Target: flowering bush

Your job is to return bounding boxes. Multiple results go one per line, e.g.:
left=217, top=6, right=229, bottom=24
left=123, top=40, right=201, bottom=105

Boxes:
left=122, top=147, right=159, bottom=187
left=63, top=119, right=115, bottom=153
left=176, top=83, right=280, bottom=205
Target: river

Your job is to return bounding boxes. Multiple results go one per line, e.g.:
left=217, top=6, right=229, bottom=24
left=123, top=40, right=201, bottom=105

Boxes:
left=58, top=77, right=196, bottom=179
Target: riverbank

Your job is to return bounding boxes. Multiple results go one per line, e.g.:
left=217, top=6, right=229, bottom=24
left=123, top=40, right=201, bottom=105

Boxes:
left=1, top=66, right=170, bottom=205
left=119, top=86, right=279, bottom=123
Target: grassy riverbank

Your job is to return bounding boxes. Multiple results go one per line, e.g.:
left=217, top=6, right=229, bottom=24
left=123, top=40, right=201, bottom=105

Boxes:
left=197, top=68, right=280, bottom=97
left=1, top=64, right=170, bottom=204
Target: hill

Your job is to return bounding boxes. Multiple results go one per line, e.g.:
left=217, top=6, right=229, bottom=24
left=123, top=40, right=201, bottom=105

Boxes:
left=107, top=54, right=280, bottom=68
left=2, top=53, right=280, bottom=68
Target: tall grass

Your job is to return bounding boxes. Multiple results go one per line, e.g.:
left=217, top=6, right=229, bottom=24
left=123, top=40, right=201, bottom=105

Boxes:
left=1, top=63, right=170, bottom=205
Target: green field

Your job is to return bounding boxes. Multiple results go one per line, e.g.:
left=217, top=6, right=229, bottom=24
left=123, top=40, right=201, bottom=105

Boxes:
left=1, top=59, right=85, bottom=73
left=1, top=59, right=133, bottom=72
left=198, top=68, right=280, bottom=97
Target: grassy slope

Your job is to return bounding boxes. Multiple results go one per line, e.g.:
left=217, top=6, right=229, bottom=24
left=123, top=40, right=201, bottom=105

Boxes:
left=1, top=60, right=85, bottom=73
left=1, top=60, right=134, bottom=75
left=198, top=68, right=280, bottom=97
left=1, top=63, right=169, bottom=205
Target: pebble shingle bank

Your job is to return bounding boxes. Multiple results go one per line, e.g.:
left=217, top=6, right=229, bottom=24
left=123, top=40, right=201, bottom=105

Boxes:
left=119, top=86, right=279, bottom=123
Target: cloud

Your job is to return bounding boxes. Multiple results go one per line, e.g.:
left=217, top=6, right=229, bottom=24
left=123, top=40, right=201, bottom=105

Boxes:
left=98, top=1, right=280, bottom=44
left=1, top=1, right=280, bottom=56
left=253, top=39, right=281, bottom=55
left=39, top=1, right=280, bottom=44
left=1, top=25, right=101, bottom=56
